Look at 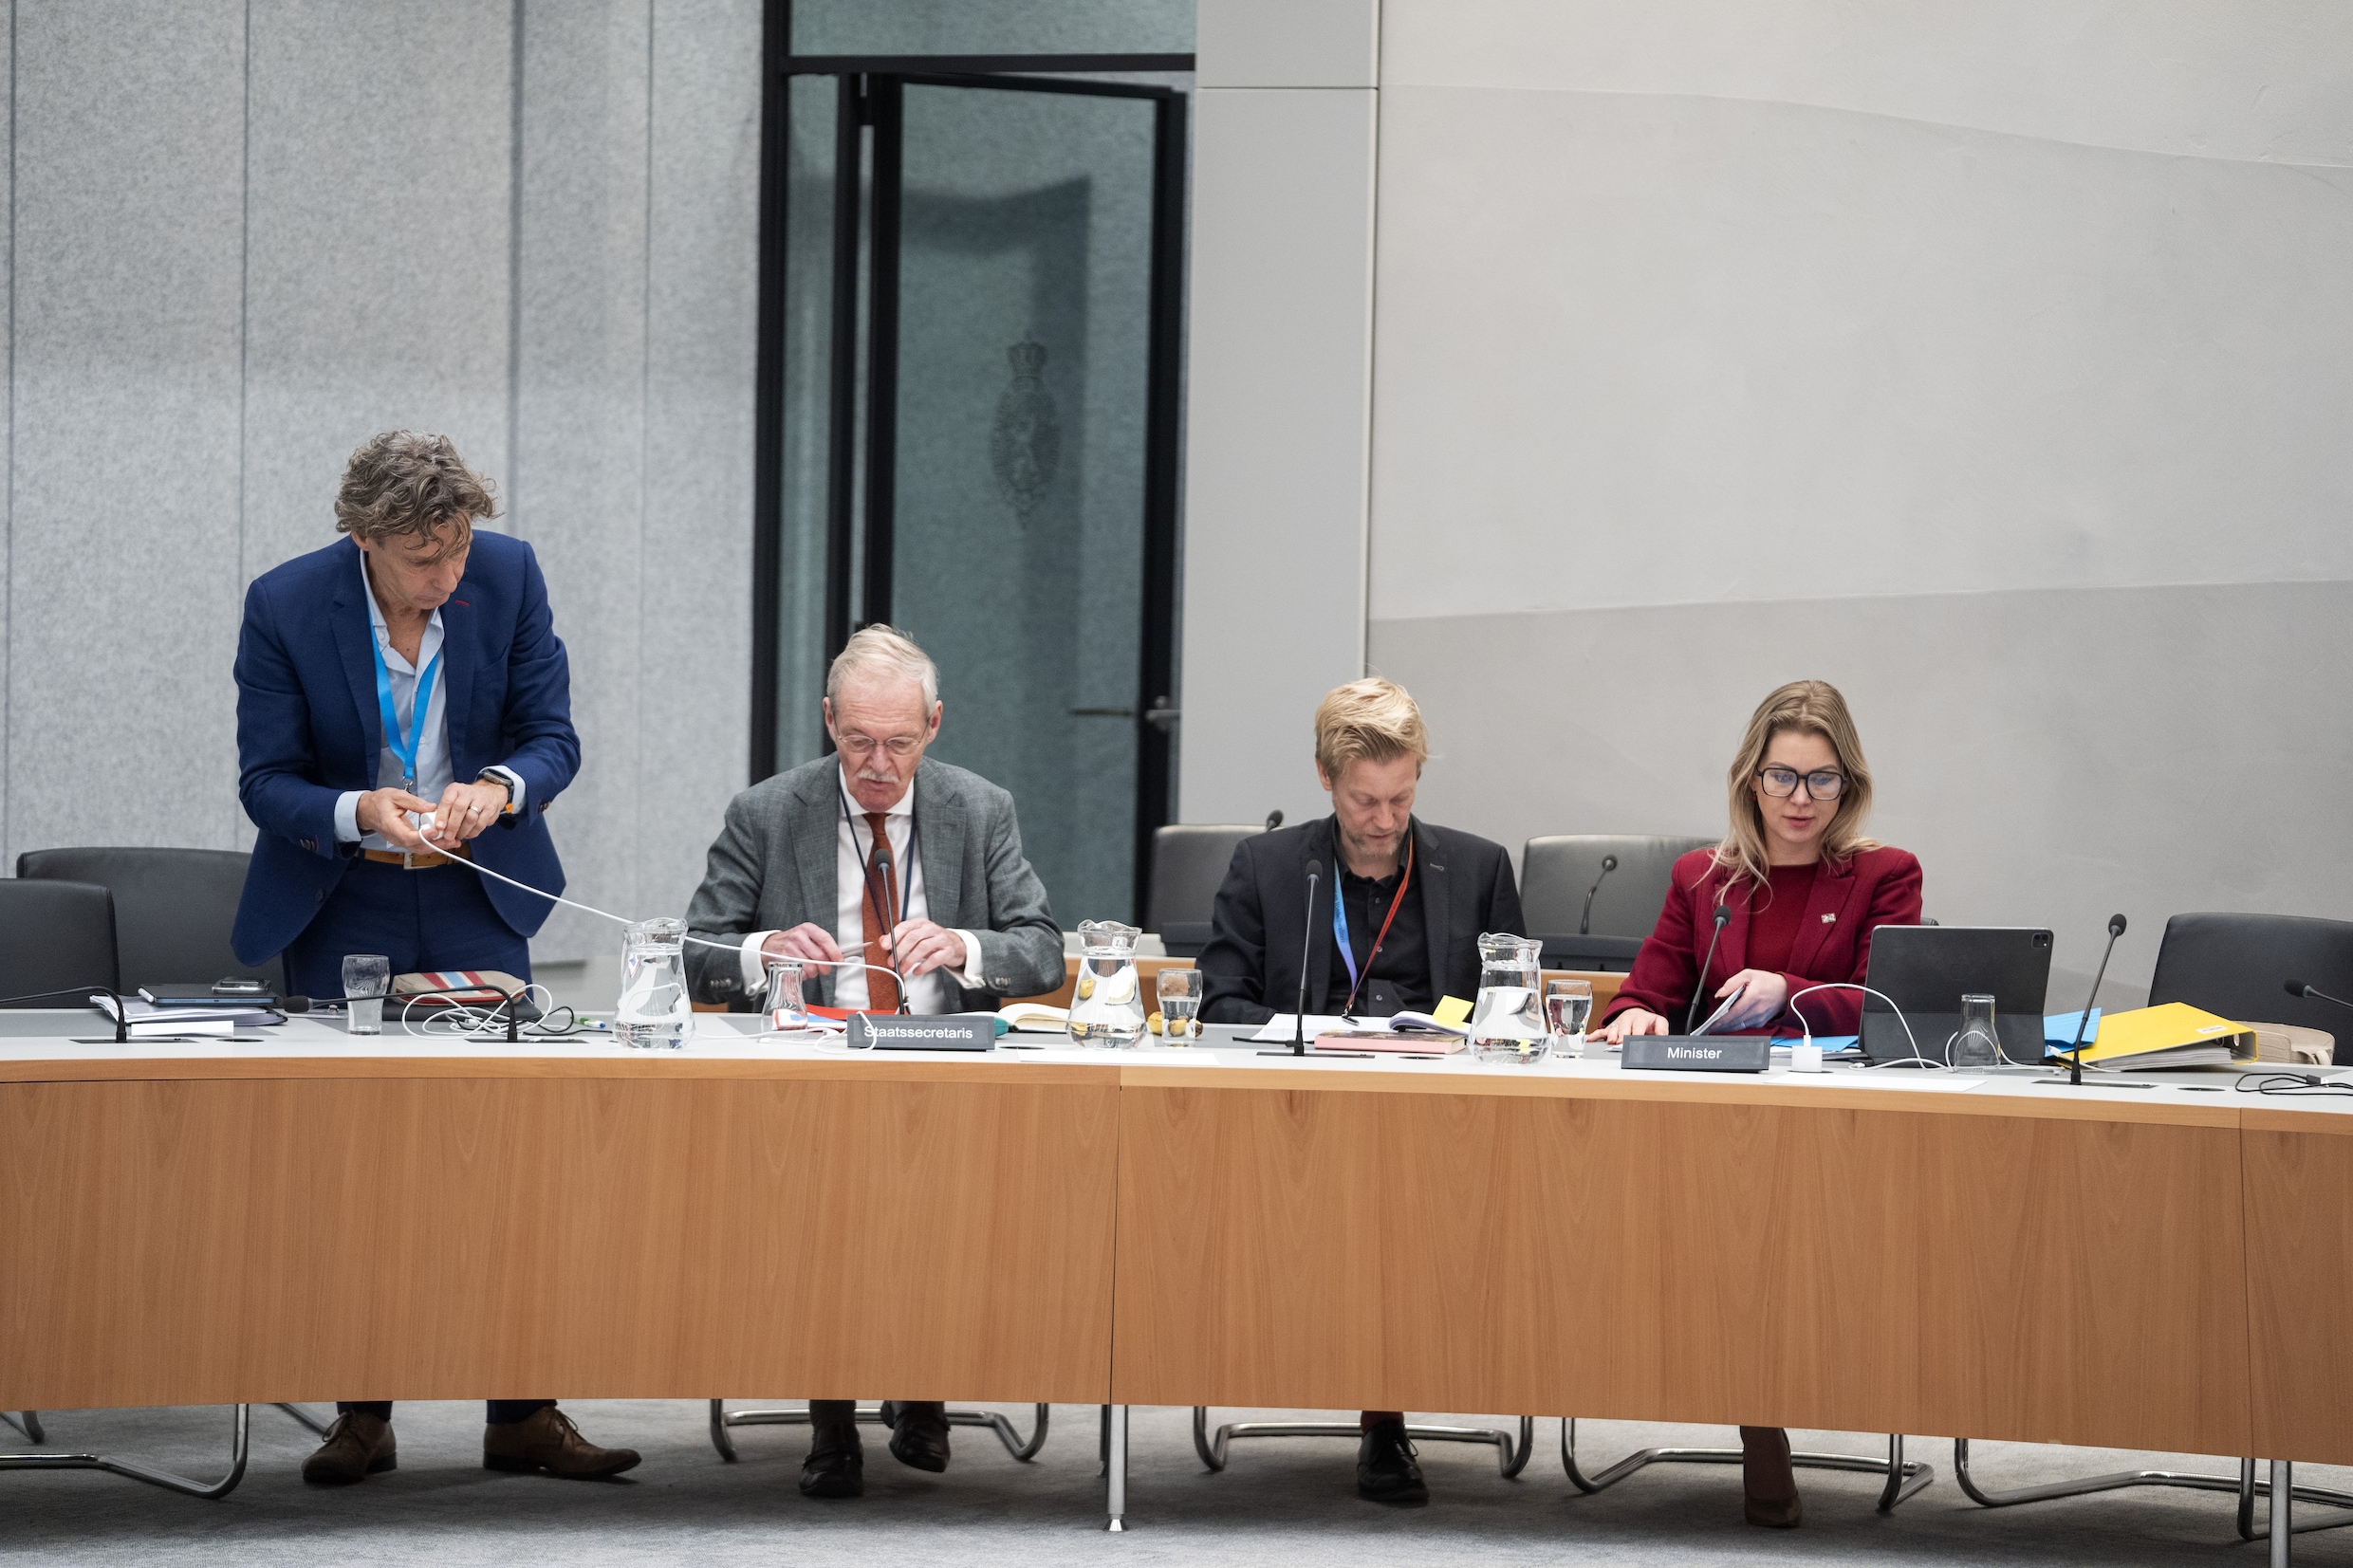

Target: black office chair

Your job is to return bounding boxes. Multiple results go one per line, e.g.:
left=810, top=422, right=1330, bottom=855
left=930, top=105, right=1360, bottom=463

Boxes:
left=16, top=848, right=281, bottom=994
left=1520, top=835, right=1719, bottom=970
left=1145, top=824, right=1265, bottom=957
left=0, top=879, right=118, bottom=1003
left=2147, top=913, right=2353, bottom=1061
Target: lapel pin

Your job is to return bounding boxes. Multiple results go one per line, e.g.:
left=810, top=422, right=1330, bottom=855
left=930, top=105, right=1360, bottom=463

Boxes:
left=1822, top=913, right=1837, bottom=923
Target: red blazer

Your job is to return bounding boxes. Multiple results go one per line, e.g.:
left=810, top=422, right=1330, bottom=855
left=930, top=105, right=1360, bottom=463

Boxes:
left=1603, top=845, right=1924, bottom=1037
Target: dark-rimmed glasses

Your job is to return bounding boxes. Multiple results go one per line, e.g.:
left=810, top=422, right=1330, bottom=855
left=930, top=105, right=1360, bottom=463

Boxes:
left=1756, top=766, right=1846, bottom=801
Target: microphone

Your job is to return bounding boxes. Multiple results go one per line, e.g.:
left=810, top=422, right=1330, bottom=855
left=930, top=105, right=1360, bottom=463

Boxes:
left=1686, top=905, right=1731, bottom=1034
left=1578, top=855, right=1619, bottom=937
left=2288, top=980, right=2353, bottom=1012
left=1265, top=809, right=1285, bottom=833
left=1290, top=858, right=1324, bottom=1057
left=868, top=837, right=914, bottom=1015
left=2062, top=913, right=2127, bottom=1086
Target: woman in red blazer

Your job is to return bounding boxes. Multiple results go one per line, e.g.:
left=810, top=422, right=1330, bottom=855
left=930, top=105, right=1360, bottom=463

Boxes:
left=1595, top=678, right=1922, bottom=1528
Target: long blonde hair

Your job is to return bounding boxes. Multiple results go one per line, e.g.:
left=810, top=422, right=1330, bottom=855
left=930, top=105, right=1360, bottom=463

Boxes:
left=1712, top=679, right=1879, bottom=893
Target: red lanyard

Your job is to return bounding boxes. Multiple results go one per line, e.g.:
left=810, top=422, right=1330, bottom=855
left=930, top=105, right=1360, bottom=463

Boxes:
left=1335, top=835, right=1415, bottom=1014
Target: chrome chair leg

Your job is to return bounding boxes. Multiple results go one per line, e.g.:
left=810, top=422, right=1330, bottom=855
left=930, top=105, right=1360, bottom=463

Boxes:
left=2, top=1411, right=44, bottom=1444
left=1192, top=1408, right=1533, bottom=1477
left=1954, top=1436, right=2353, bottom=1547
left=273, top=1403, right=331, bottom=1437
left=1563, top=1419, right=1932, bottom=1511
left=0, top=1404, right=250, bottom=1499
left=1106, top=1404, right=1127, bottom=1532
left=707, top=1398, right=1048, bottom=1463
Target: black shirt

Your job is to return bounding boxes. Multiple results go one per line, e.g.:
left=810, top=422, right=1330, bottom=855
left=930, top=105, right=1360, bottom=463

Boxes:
left=1328, top=841, right=1431, bottom=1015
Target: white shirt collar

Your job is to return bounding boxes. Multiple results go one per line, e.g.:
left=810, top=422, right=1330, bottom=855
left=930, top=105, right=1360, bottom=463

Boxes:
left=359, top=548, right=444, bottom=669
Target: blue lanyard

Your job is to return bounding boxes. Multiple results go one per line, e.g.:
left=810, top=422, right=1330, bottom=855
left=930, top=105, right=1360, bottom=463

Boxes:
left=1331, top=835, right=1414, bottom=1004
left=369, top=625, right=442, bottom=792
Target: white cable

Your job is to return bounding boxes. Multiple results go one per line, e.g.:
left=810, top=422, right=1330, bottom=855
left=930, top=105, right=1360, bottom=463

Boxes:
left=411, top=830, right=906, bottom=996
left=1787, top=982, right=1941, bottom=1070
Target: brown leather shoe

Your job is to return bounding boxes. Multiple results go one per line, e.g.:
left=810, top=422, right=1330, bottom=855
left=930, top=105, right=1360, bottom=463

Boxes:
left=301, top=1411, right=397, bottom=1485
left=483, top=1407, right=640, bottom=1479
left=1740, top=1425, right=1803, bottom=1528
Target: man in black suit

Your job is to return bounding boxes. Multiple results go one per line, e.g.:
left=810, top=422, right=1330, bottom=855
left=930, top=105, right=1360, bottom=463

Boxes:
left=1198, top=676, right=1525, bottom=1507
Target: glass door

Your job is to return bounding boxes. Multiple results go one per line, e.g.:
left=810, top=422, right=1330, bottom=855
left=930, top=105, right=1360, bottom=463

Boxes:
left=767, top=67, right=1185, bottom=930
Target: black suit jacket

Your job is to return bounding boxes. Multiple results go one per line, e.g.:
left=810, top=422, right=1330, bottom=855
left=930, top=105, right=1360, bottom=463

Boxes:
left=1199, top=815, right=1525, bottom=1025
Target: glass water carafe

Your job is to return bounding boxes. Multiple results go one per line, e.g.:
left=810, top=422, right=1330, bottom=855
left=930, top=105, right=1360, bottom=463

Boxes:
left=1469, top=932, right=1549, bottom=1065
left=616, top=917, right=694, bottom=1050
left=1952, top=993, right=2001, bottom=1070
left=1067, top=919, right=1147, bottom=1048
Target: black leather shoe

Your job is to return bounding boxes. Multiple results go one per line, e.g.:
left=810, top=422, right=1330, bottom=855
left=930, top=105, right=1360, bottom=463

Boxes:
left=799, top=1419, right=864, bottom=1499
left=887, top=1401, right=951, bottom=1473
left=1356, top=1418, right=1429, bottom=1506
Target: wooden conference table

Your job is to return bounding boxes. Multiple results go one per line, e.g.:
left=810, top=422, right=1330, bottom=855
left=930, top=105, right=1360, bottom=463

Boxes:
left=3, top=1010, right=2351, bottom=1551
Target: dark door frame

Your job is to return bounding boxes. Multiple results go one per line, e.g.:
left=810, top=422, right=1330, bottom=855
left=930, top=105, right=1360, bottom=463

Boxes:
left=749, top=9, right=1192, bottom=919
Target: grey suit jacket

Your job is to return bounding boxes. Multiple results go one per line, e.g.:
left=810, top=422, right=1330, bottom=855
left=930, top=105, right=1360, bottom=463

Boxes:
left=683, top=755, right=1064, bottom=1010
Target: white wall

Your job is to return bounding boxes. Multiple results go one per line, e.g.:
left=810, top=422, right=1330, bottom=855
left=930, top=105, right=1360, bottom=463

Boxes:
left=0, top=1, right=760, bottom=968
left=1182, top=0, right=2353, bottom=1004
left=1176, top=0, right=1380, bottom=829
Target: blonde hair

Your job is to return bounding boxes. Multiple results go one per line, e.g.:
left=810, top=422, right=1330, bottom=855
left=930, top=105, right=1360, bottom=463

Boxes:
left=827, top=624, right=939, bottom=708
left=1313, top=677, right=1429, bottom=780
left=1713, top=679, right=1879, bottom=893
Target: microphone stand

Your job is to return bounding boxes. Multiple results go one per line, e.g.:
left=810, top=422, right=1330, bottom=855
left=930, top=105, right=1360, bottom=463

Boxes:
left=1685, top=906, right=1731, bottom=1034
left=2060, top=913, right=2127, bottom=1087
left=0, top=983, right=139, bottom=1043
left=869, top=841, right=915, bottom=1016
left=1578, top=855, right=1618, bottom=938
left=1292, top=860, right=1323, bottom=1056
left=1260, top=859, right=1324, bottom=1058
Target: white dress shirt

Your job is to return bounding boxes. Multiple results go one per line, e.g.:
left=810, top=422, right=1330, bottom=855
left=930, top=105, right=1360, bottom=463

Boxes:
left=737, top=767, right=987, bottom=1012
left=334, top=550, right=523, bottom=847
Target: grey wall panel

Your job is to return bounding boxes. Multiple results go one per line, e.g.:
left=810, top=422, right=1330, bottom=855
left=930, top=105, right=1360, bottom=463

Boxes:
left=1368, top=86, right=2353, bottom=621
left=1197, top=0, right=1378, bottom=88
left=512, top=0, right=651, bottom=962
left=0, top=10, right=12, bottom=860
left=241, top=0, right=514, bottom=588
left=636, top=0, right=759, bottom=926
left=8, top=2, right=247, bottom=862
left=1374, top=580, right=2353, bottom=1005
left=1177, top=85, right=1376, bottom=831
left=1381, top=0, right=2353, bottom=166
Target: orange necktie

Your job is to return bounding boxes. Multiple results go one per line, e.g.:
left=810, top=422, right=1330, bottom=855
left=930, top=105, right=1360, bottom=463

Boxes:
left=860, top=811, right=901, bottom=1012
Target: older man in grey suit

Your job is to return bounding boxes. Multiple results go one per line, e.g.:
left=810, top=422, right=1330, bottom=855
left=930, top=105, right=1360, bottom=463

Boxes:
left=683, top=622, right=1062, bottom=1501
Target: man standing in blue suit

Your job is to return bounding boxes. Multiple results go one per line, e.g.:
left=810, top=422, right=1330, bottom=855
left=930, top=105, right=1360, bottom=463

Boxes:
left=232, top=429, right=638, bottom=1486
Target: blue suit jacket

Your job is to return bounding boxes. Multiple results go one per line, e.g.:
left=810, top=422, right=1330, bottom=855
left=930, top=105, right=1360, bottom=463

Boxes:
left=231, top=533, right=580, bottom=966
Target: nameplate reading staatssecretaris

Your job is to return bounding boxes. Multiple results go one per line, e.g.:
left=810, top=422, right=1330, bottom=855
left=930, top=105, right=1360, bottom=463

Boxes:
left=848, top=1013, right=997, bottom=1052
left=1621, top=1036, right=1772, bottom=1074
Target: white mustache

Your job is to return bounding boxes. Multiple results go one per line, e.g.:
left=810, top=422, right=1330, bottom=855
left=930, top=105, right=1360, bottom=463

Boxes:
left=854, top=768, right=899, bottom=784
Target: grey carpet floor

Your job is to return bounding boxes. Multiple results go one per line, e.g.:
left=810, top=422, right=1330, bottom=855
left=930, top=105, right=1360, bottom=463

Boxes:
left=6, top=1399, right=2351, bottom=1566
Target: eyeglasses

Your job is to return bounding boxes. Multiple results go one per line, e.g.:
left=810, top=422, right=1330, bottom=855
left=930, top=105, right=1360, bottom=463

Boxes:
left=837, top=732, right=924, bottom=759
left=1756, top=766, right=1846, bottom=801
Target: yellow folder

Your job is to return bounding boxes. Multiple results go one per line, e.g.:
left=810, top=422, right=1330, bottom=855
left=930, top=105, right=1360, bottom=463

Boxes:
left=2073, top=1002, right=2256, bottom=1068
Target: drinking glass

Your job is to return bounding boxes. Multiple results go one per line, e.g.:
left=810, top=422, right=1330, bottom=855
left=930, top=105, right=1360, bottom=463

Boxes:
left=1951, top=993, right=2001, bottom=1070
left=1544, top=978, right=1592, bottom=1055
left=764, top=956, right=808, bottom=1031
left=342, top=953, right=391, bottom=1037
left=1157, top=968, right=1203, bottom=1044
